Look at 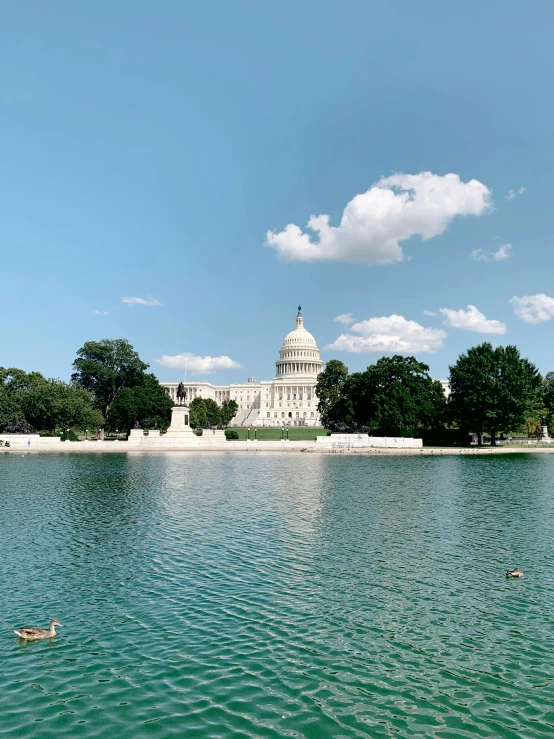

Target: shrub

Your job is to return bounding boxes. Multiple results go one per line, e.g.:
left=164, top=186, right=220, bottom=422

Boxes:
left=60, top=430, right=80, bottom=441
left=225, top=429, right=239, bottom=440
left=2, top=418, right=35, bottom=434
left=194, top=428, right=203, bottom=436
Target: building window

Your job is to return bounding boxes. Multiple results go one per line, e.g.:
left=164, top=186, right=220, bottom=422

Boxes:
left=311, top=412, right=314, bottom=418
left=281, top=412, right=284, bottom=418
left=274, top=413, right=277, bottom=418
left=296, top=412, right=299, bottom=418
left=267, top=412, right=270, bottom=417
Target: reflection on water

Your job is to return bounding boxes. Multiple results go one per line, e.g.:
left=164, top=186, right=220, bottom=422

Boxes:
left=1, top=452, right=554, bottom=738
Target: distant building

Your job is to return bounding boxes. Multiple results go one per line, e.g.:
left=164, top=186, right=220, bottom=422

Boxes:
left=161, top=307, right=324, bottom=427
left=161, top=306, right=451, bottom=426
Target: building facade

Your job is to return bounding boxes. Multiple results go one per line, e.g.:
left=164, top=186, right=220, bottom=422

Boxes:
left=161, top=307, right=324, bottom=427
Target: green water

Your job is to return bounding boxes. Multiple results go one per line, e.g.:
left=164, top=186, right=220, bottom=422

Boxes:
left=1, top=453, right=554, bottom=738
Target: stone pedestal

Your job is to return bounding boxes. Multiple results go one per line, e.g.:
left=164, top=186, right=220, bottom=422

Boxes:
left=163, top=404, right=196, bottom=440
left=128, top=428, right=144, bottom=443
left=148, top=429, right=161, bottom=438
left=539, top=425, right=552, bottom=443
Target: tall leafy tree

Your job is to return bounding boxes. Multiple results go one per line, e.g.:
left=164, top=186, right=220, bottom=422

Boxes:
left=0, top=367, right=102, bottom=434
left=107, top=373, right=174, bottom=433
left=542, top=371, right=554, bottom=433
left=316, top=360, right=349, bottom=429
left=0, top=382, right=25, bottom=432
left=189, top=397, right=207, bottom=429
left=18, top=378, right=103, bottom=435
left=346, top=356, right=445, bottom=435
left=71, top=339, right=148, bottom=434
left=203, top=398, right=221, bottom=428
left=449, top=342, right=541, bottom=444
left=220, top=399, right=238, bottom=427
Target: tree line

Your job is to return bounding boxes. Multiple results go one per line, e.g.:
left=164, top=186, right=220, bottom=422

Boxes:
left=0, top=339, right=174, bottom=437
left=316, top=342, right=551, bottom=445
left=0, top=338, right=240, bottom=437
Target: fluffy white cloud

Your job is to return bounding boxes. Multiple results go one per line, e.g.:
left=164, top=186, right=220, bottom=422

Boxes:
left=510, top=293, right=554, bottom=324
left=334, top=313, right=354, bottom=325
left=122, top=296, right=162, bottom=307
left=438, top=305, right=506, bottom=334
left=506, top=187, right=526, bottom=202
left=423, top=309, right=437, bottom=316
left=326, top=314, right=447, bottom=353
left=266, top=172, right=491, bottom=265
left=471, top=243, right=512, bottom=261
left=155, top=352, right=243, bottom=375
left=92, top=310, right=109, bottom=315
left=492, top=243, right=512, bottom=261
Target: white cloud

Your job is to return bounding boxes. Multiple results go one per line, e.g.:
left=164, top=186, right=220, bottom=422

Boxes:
left=510, top=293, right=554, bottom=324
left=423, top=309, right=437, bottom=316
left=326, top=314, right=447, bottom=354
left=492, top=243, right=512, bottom=261
left=506, top=187, right=526, bottom=202
left=266, top=172, right=491, bottom=265
left=470, top=243, right=512, bottom=261
left=334, top=313, right=355, bottom=325
left=155, top=352, right=243, bottom=375
left=92, top=310, right=109, bottom=315
left=438, top=305, right=506, bottom=334
left=121, top=296, right=162, bottom=307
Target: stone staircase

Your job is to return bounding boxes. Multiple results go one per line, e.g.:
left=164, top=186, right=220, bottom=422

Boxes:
left=230, top=407, right=260, bottom=427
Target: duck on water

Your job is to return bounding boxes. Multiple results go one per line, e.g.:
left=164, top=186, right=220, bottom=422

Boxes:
left=14, top=619, right=63, bottom=640
left=506, top=568, right=524, bottom=578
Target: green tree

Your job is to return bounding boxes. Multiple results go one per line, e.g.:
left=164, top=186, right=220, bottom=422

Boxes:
left=0, top=384, right=25, bottom=432
left=189, top=397, right=207, bottom=429
left=316, top=360, right=349, bottom=429
left=346, top=356, right=445, bottom=435
left=18, top=378, right=103, bottom=435
left=107, top=373, right=174, bottom=433
left=542, top=371, right=554, bottom=434
left=448, top=343, right=542, bottom=445
left=71, top=339, right=148, bottom=435
left=203, top=398, right=221, bottom=428
left=220, top=399, right=238, bottom=427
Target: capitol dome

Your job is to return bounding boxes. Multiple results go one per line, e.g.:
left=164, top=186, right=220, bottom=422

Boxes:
left=275, top=307, right=324, bottom=378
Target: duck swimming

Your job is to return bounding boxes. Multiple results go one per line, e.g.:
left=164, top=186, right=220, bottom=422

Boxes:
left=14, top=619, right=63, bottom=640
left=506, top=568, right=524, bottom=578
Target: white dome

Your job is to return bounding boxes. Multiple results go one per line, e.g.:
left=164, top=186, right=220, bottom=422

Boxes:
left=281, top=325, right=318, bottom=349
left=275, top=307, right=323, bottom=379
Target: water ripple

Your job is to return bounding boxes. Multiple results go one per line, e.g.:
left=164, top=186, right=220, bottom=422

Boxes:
left=0, top=452, right=553, bottom=737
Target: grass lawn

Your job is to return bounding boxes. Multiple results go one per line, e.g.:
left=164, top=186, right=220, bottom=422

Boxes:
left=231, top=427, right=330, bottom=441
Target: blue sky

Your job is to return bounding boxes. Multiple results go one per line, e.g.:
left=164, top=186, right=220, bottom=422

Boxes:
left=2, top=1, right=554, bottom=383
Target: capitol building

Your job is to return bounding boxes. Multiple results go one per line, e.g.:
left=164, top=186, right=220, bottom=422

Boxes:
left=162, top=307, right=324, bottom=427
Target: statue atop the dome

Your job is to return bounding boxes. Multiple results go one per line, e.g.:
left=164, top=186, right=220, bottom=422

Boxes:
left=298, top=304, right=302, bottom=316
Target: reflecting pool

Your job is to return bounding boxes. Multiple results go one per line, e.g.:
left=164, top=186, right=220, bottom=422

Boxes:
left=1, top=452, right=553, bottom=737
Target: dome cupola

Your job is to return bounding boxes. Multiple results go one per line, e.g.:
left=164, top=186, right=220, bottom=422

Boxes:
left=275, top=306, right=323, bottom=379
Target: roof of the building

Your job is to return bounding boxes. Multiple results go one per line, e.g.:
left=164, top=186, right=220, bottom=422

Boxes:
left=280, top=306, right=319, bottom=350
